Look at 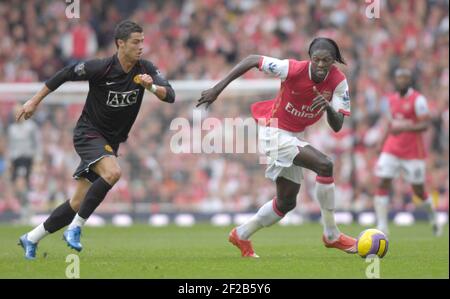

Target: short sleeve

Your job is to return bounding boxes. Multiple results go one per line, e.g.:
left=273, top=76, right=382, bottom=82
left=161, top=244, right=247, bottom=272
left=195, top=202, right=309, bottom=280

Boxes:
left=142, top=60, right=171, bottom=87
left=331, top=79, right=351, bottom=116
left=414, top=95, right=430, bottom=117
left=68, top=59, right=106, bottom=81
left=258, top=56, right=289, bottom=81
left=45, top=59, right=107, bottom=90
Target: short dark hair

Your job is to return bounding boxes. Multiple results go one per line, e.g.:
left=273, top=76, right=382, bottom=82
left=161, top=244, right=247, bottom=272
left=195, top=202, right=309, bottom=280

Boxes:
left=308, top=37, right=346, bottom=65
left=114, top=20, right=143, bottom=48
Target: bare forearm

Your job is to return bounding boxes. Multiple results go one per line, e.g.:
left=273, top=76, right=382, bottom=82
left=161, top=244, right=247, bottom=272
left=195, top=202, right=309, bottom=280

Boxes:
left=196, top=55, right=261, bottom=108
left=213, top=55, right=260, bottom=93
left=153, top=85, right=166, bottom=99
left=32, top=85, right=52, bottom=105
left=16, top=85, right=52, bottom=121
left=406, top=121, right=429, bottom=132
left=391, top=119, right=430, bottom=134
left=326, top=106, right=345, bottom=132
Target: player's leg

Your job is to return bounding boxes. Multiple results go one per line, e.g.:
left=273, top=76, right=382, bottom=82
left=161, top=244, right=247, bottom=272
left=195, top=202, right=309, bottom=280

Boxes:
left=293, top=145, right=338, bottom=239
left=292, top=145, right=356, bottom=253
left=63, top=126, right=120, bottom=251
left=22, top=157, right=33, bottom=189
left=11, top=158, right=30, bottom=225
left=69, top=178, right=94, bottom=211
left=411, top=184, right=441, bottom=236
left=374, top=178, right=392, bottom=235
left=73, top=155, right=120, bottom=224
left=230, top=177, right=300, bottom=257
left=19, top=178, right=91, bottom=259
left=236, top=177, right=300, bottom=240
left=64, top=156, right=120, bottom=251
left=373, top=152, right=399, bottom=235
left=68, top=156, right=120, bottom=228
left=22, top=157, right=34, bottom=223
left=403, top=158, right=441, bottom=236
left=230, top=124, right=304, bottom=257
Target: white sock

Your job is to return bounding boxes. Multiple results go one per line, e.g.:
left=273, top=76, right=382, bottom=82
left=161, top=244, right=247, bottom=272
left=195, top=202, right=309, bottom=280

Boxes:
left=68, top=214, right=86, bottom=229
left=374, top=195, right=389, bottom=234
left=236, top=198, right=283, bottom=240
left=315, top=178, right=340, bottom=241
left=27, top=223, right=49, bottom=244
left=422, top=197, right=437, bottom=226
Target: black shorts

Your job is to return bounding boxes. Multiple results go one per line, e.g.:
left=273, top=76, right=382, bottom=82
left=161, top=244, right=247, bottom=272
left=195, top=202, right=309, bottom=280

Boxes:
left=73, top=120, right=119, bottom=183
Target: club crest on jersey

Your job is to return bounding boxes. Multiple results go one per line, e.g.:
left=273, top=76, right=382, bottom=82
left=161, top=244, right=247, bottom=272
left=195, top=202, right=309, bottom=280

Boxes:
left=104, top=144, right=113, bottom=153
left=106, top=89, right=140, bottom=107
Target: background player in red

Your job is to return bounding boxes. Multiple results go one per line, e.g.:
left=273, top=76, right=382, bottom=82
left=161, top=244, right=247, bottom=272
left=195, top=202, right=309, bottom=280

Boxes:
left=197, top=37, right=356, bottom=257
left=374, top=68, right=442, bottom=236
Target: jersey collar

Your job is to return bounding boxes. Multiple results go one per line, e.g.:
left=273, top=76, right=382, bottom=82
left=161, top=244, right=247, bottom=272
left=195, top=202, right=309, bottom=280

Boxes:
left=114, top=53, right=139, bottom=74
left=399, top=87, right=413, bottom=98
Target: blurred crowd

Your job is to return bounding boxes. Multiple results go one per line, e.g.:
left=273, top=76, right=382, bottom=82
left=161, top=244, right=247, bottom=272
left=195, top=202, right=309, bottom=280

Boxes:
left=0, top=0, right=448, bottom=218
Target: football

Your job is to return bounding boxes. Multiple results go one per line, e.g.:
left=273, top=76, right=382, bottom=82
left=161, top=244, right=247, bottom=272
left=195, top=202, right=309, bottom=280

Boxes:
left=356, top=228, right=389, bottom=258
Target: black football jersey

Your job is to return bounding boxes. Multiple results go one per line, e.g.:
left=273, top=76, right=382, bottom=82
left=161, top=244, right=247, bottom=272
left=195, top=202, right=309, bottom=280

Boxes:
left=45, top=54, right=175, bottom=143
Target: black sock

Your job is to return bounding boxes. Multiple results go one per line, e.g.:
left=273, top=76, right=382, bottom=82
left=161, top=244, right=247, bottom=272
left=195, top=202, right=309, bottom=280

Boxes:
left=78, top=177, right=112, bottom=219
left=43, top=200, right=76, bottom=233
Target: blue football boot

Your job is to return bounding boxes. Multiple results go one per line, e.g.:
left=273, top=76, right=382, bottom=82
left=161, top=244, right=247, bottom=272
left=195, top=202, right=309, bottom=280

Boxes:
left=18, top=234, right=37, bottom=260
left=63, top=226, right=83, bottom=252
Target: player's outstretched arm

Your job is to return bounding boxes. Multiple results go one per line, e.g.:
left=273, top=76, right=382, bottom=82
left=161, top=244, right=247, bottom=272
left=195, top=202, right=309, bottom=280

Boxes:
left=17, top=60, right=104, bottom=122
left=16, top=85, right=52, bottom=122
left=196, top=55, right=260, bottom=108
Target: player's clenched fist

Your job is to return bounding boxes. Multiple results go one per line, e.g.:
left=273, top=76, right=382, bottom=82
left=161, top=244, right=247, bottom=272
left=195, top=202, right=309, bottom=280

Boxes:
left=134, top=74, right=153, bottom=89
left=310, top=86, right=330, bottom=114
left=16, top=100, right=38, bottom=121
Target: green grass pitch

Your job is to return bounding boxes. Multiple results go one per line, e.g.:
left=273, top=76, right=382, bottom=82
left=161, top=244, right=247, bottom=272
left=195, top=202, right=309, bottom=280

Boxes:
left=0, top=223, right=448, bottom=278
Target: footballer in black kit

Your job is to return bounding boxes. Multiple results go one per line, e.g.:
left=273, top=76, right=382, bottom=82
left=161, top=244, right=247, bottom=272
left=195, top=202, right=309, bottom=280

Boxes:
left=17, top=20, right=175, bottom=259
left=46, top=53, right=174, bottom=183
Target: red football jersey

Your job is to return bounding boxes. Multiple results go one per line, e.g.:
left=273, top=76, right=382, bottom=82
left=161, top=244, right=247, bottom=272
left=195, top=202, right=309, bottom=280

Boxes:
left=251, top=56, right=350, bottom=132
left=382, top=88, right=429, bottom=159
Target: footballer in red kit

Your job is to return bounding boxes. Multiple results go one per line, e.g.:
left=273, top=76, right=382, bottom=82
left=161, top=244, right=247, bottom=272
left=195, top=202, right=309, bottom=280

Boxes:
left=374, top=68, right=442, bottom=236
left=251, top=56, right=350, bottom=132
left=197, top=37, right=356, bottom=257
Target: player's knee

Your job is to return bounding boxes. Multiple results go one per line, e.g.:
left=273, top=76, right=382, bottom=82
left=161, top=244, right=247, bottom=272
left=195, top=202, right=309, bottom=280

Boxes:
left=69, top=198, right=82, bottom=212
left=277, top=196, right=297, bottom=214
left=378, top=178, right=392, bottom=191
left=317, top=158, right=333, bottom=177
left=412, top=186, right=426, bottom=200
left=103, top=167, right=122, bottom=185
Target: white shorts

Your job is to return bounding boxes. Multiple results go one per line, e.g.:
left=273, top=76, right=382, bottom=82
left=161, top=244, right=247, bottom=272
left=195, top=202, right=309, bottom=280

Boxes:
left=258, top=126, right=309, bottom=184
left=374, top=152, right=426, bottom=184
